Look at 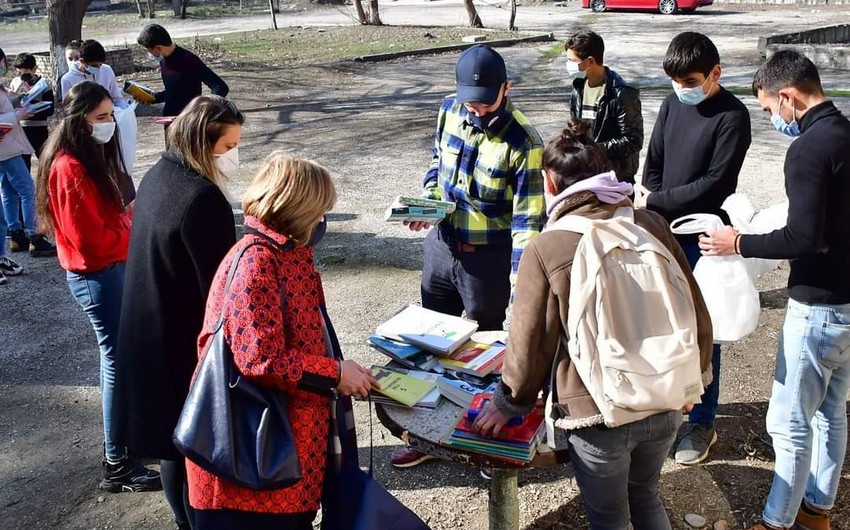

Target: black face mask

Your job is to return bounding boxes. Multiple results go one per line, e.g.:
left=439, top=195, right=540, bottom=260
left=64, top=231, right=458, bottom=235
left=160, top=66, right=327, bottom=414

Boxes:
left=20, top=73, right=35, bottom=85
left=466, top=97, right=508, bottom=131
left=309, top=216, right=327, bottom=247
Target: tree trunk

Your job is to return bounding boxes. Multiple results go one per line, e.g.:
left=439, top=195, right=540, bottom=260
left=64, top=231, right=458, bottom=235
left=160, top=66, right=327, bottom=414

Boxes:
left=268, top=0, right=278, bottom=29
left=146, top=0, right=155, bottom=18
left=463, top=0, right=483, bottom=28
left=367, top=0, right=382, bottom=25
left=508, top=0, right=517, bottom=30
left=134, top=0, right=144, bottom=17
left=46, top=0, right=92, bottom=83
left=352, top=0, right=367, bottom=24
left=180, top=0, right=187, bottom=18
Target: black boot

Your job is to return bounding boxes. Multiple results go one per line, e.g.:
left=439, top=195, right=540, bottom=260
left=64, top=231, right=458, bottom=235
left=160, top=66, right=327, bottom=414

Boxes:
left=100, top=455, right=163, bottom=493
left=8, top=229, right=28, bottom=253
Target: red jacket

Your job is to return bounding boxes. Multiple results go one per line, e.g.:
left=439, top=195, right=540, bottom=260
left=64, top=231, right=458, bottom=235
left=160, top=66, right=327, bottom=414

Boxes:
left=187, top=216, right=340, bottom=514
left=48, top=153, right=131, bottom=273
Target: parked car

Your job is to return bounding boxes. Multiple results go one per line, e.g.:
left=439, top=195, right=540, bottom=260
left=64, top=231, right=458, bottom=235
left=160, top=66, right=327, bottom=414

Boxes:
left=582, top=0, right=713, bottom=14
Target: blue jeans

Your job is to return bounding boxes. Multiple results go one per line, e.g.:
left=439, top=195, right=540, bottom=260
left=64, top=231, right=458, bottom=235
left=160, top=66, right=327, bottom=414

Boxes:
left=0, top=155, right=36, bottom=234
left=762, top=298, right=850, bottom=528
left=681, top=243, right=722, bottom=426
left=568, top=411, right=682, bottom=530
left=67, top=262, right=127, bottom=459
left=420, top=227, right=512, bottom=331
left=0, top=181, right=6, bottom=256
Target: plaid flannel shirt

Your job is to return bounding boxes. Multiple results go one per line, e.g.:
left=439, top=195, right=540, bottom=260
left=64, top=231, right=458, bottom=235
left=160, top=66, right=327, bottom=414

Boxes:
left=423, top=95, right=545, bottom=283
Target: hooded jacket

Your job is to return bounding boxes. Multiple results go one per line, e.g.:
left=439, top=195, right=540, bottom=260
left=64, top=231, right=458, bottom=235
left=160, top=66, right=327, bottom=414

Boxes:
left=0, top=92, right=35, bottom=162
left=493, top=192, right=713, bottom=430
left=569, top=68, right=643, bottom=183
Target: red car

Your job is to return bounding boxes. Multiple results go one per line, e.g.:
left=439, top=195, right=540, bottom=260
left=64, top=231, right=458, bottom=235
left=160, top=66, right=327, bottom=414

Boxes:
left=582, top=0, right=713, bottom=14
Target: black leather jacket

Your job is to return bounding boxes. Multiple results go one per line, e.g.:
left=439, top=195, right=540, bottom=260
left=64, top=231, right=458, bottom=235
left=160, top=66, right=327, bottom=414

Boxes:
left=569, top=68, right=643, bottom=183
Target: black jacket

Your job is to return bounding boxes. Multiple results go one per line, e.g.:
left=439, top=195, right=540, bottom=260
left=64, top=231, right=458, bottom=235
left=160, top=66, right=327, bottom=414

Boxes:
left=114, top=150, right=236, bottom=459
left=740, top=101, right=850, bottom=305
left=570, top=68, right=643, bottom=183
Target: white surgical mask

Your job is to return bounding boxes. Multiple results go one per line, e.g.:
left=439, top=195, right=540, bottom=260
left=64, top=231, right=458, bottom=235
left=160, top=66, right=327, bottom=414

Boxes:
left=66, top=59, right=76, bottom=70
left=566, top=59, right=586, bottom=80
left=149, top=53, right=164, bottom=63
left=86, top=65, right=100, bottom=76
left=672, top=77, right=712, bottom=106
left=89, top=121, right=116, bottom=144
left=214, top=147, right=239, bottom=178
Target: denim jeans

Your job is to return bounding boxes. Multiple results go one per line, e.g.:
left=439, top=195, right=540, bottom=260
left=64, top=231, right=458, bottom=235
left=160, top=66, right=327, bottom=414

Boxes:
left=67, top=262, right=127, bottom=459
left=421, top=227, right=512, bottom=331
left=762, top=298, right=850, bottom=528
left=0, top=155, right=36, bottom=234
left=0, top=182, right=6, bottom=257
left=681, top=243, right=722, bottom=426
left=567, top=410, right=682, bottom=530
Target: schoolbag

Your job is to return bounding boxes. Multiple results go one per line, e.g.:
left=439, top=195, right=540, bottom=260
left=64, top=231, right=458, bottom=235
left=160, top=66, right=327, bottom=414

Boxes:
left=547, top=207, right=704, bottom=428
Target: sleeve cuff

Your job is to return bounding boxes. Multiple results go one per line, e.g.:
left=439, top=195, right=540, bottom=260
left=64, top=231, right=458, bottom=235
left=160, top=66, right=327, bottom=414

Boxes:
left=492, top=381, right=536, bottom=418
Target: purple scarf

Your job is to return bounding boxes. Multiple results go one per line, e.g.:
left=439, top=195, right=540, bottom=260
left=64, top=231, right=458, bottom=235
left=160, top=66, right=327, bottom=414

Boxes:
left=546, top=171, right=633, bottom=216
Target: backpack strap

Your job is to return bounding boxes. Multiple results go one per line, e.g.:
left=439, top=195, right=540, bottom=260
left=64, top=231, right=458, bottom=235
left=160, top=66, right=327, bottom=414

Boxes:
left=547, top=206, right=634, bottom=235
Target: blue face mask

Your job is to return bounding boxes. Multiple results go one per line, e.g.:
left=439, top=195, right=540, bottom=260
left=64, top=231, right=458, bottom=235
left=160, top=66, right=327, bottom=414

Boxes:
left=86, top=65, right=100, bottom=76
left=149, top=53, right=164, bottom=63
left=672, top=77, right=712, bottom=106
left=771, top=97, right=801, bottom=137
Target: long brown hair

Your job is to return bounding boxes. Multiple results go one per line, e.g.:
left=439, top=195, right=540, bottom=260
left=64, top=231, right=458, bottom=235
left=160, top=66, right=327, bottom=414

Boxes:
left=167, top=95, right=245, bottom=189
left=36, top=82, right=128, bottom=234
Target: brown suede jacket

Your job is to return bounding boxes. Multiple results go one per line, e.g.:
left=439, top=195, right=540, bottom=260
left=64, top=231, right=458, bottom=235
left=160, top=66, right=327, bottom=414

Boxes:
left=492, top=192, right=714, bottom=429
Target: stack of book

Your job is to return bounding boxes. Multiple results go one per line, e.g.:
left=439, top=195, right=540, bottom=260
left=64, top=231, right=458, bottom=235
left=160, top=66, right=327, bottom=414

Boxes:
left=384, top=196, right=456, bottom=224
left=370, top=365, right=438, bottom=408
left=369, top=363, right=442, bottom=409
left=437, top=375, right=499, bottom=408
left=442, top=393, right=545, bottom=464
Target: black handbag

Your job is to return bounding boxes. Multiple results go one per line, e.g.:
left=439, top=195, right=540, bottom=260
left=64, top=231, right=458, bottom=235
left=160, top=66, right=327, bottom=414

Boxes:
left=173, top=237, right=301, bottom=490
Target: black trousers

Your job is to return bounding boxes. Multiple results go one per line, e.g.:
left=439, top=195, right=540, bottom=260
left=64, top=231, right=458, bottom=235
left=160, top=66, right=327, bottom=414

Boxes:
left=22, top=126, right=49, bottom=174
left=194, top=508, right=316, bottom=530
left=160, top=459, right=194, bottom=528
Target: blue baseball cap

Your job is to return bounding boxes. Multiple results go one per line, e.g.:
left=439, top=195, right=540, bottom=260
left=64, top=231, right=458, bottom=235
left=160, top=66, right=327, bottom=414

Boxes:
left=455, top=45, right=507, bottom=105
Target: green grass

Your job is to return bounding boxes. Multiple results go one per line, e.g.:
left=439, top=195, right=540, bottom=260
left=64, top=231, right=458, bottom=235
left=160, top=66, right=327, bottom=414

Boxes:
left=542, top=42, right=565, bottom=58
left=179, top=26, right=528, bottom=65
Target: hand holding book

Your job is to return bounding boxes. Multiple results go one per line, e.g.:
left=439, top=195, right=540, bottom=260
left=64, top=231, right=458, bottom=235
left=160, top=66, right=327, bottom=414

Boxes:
left=471, top=398, right=516, bottom=439
left=337, top=360, right=381, bottom=399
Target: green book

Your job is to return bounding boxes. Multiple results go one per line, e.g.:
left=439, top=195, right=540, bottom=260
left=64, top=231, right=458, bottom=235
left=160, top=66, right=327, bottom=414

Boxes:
left=370, top=365, right=437, bottom=407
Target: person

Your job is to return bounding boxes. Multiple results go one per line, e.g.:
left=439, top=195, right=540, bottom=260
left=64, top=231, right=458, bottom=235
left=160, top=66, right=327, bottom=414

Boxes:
left=136, top=24, right=229, bottom=119
left=60, top=39, right=128, bottom=107
left=34, top=81, right=160, bottom=493
left=393, top=44, right=546, bottom=469
left=186, top=151, right=378, bottom=530
left=700, top=50, right=850, bottom=530
left=0, top=47, right=57, bottom=258
left=114, top=95, right=244, bottom=530
left=565, top=30, right=643, bottom=184
left=472, top=119, right=713, bottom=530
left=65, top=41, right=82, bottom=71
left=10, top=53, right=55, bottom=174
left=637, top=31, right=752, bottom=466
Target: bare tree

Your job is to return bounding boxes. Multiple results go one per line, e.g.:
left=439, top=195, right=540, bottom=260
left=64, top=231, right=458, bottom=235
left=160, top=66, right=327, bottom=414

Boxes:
left=352, top=0, right=381, bottom=25
left=171, top=0, right=188, bottom=18
left=463, top=0, right=483, bottom=28
left=46, top=0, right=93, bottom=82
left=508, top=0, right=517, bottom=30
left=352, top=0, right=368, bottom=24
left=269, top=0, right=278, bottom=29
left=368, top=0, right=382, bottom=25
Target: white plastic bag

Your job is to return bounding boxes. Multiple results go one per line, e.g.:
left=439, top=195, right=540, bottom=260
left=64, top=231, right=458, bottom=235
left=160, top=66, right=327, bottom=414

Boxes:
left=114, top=100, right=138, bottom=176
left=721, top=194, right=789, bottom=279
left=670, top=214, right=760, bottom=343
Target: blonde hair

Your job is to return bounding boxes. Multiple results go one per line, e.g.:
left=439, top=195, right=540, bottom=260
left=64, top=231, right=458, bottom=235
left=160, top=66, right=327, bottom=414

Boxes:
left=243, top=152, right=337, bottom=247
left=167, top=95, right=244, bottom=190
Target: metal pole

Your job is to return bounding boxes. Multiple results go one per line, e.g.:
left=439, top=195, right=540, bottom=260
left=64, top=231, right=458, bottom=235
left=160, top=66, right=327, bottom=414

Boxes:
left=489, top=468, right=519, bottom=530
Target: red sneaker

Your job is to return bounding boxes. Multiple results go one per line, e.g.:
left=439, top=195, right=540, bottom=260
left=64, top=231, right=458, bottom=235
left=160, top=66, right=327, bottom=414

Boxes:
left=390, top=447, right=435, bottom=468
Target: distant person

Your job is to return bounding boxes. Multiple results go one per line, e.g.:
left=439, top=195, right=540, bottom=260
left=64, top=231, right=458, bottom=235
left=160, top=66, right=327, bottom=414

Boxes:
left=35, top=81, right=160, bottom=493
left=10, top=53, right=55, bottom=173
left=0, top=47, right=56, bottom=259
left=701, top=50, right=850, bottom=530
left=60, top=39, right=128, bottom=107
left=187, top=152, right=377, bottom=530
left=473, top=119, right=713, bottom=530
left=136, top=24, right=229, bottom=120
left=638, top=31, right=752, bottom=466
left=115, top=96, right=244, bottom=530
left=394, top=45, right=546, bottom=470
left=565, top=30, right=643, bottom=184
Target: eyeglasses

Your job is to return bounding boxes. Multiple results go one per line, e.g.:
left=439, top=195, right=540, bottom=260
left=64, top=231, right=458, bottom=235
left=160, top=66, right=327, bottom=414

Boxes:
left=212, top=98, right=239, bottom=122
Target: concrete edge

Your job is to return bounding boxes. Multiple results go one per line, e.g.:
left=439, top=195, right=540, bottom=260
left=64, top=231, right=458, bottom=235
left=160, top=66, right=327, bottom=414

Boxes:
left=353, top=33, right=556, bottom=63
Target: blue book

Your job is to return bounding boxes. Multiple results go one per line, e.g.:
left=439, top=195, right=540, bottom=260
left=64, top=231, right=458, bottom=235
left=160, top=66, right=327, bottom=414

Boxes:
left=368, top=335, right=441, bottom=372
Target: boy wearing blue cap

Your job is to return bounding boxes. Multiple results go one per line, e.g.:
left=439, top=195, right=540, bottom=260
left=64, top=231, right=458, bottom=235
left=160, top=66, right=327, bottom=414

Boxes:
left=394, top=45, right=545, bottom=469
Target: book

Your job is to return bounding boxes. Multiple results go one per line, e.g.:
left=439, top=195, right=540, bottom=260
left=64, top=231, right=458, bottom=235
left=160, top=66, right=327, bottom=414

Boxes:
left=437, top=375, right=499, bottom=408
left=397, top=196, right=457, bottom=214
left=0, top=123, right=13, bottom=141
left=376, top=362, right=441, bottom=408
left=20, top=78, right=49, bottom=106
left=25, top=101, right=53, bottom=114
left=370, top=365, right=437, bottom=407
left=375, top=305, right=478, bottom=356
left=384, top=204, right=449, bottom=224
left=367, top=334, right=441, bottom=372
left=124, top=81, right=157, bottom=104
left=438, top=340, right=505, bottom=377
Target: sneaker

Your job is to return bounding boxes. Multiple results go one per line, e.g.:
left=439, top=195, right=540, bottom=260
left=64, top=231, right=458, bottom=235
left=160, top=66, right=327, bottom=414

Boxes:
left=0, top=257, right=23, bottom=276
left=390, top=447, right=436, bottom=468
left=99, top=456, right=162, bottom=493
left=480, top=467, right=492, bottom=480
left=674, top=423, right=717, bottom=465
left=8, top=229, right=28, bottom=253
left=28, top=234, right=57, bottom=257
left=0, top=270, right=7, bottom=286
left=796, top=503, right=830, bottom=530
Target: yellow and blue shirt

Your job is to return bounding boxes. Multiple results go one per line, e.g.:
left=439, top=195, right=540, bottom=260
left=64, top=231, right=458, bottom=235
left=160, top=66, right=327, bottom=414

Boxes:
left=423, top=95, right=545, bottom=279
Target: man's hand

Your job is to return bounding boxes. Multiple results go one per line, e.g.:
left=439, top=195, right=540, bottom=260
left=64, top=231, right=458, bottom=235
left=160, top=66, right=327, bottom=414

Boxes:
left=699, top=226, right=739, bottom=256
left=472, top=402, right=514, bottom=439
left=403, top=220, right=432, bottom=232
left=634, top=191, right=650, bottom=209
left=14, top=108, right=34, bottom=120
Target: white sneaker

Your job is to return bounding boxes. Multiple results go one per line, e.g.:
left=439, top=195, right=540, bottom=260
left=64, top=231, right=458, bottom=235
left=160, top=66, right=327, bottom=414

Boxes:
left=0, top=270, right=7, bottom=286
left=0, top=257, right=23, bottom=276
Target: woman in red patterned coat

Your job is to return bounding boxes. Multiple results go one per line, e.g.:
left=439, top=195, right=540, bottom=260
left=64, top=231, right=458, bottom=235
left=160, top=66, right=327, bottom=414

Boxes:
left=187, top=151, right=378, bottom=530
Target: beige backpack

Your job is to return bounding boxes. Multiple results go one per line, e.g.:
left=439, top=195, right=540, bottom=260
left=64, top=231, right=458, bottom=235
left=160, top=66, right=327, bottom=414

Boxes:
left=547, top=207, right=704, bottom=428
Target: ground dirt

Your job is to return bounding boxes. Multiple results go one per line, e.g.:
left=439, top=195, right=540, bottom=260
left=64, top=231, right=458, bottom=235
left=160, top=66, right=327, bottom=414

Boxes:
left=2, top=3, right=850, bottom=530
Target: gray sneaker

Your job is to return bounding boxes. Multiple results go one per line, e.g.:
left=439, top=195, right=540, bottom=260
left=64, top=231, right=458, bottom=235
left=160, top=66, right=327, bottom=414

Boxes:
left=675, top=423, right=717, bottom=465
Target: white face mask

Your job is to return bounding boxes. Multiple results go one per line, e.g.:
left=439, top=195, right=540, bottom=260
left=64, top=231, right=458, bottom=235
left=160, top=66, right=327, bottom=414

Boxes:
left=89, top=121, right=116, bottom=144
left=566, top=59, right=586, bottom=80
left=215, top=147, right=239, bottom=178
